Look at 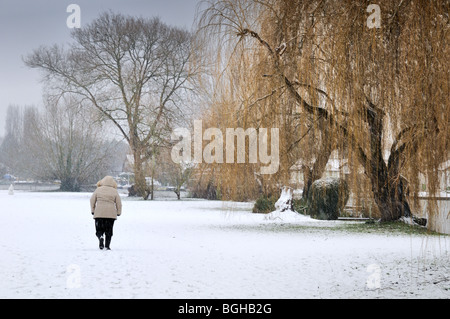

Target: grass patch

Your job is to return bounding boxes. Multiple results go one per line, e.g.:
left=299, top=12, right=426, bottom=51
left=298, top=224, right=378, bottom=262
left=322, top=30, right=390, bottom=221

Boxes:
left=217, top=219, right=448, bottom=236
left=341, top=220, right=445, bottom=236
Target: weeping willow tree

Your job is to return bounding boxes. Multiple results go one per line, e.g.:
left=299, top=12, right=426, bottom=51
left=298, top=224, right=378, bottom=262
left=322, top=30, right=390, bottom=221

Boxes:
left=196, top=0, right=449, bottom=221
left=192, top=11, right=308, bottom=201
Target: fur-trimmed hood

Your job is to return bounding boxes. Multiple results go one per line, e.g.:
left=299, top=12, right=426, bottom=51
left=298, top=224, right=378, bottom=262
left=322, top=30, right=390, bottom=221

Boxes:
left=97, top=176, right=118, bottom=189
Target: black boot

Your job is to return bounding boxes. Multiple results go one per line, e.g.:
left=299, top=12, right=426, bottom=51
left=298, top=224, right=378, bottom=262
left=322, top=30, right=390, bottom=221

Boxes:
left=105, top=236, right=111, bottom=250
left=99, top=235, right=104, bottom=250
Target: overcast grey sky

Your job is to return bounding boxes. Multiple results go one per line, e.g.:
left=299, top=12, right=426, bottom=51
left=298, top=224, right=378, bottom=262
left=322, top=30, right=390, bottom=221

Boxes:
left=0, top=0, right=200, bottom=136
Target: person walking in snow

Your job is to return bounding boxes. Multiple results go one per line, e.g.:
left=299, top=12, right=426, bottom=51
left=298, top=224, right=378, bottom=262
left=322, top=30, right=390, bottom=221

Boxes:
left=90, top=176, right=122, bottom=250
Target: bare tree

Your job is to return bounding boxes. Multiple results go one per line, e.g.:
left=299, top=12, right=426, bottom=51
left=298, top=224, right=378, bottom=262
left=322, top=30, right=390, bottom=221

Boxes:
left=31, top=96, right=119, bottom=191
left=0, top=106, right=22, bottom=174
left=0, top=100, right=117, bottom=189
left=25, top=12, right=194, bottom=199
left=158, top=148, right=193, bottom=200
left=0, top=105, right=40, bottom=179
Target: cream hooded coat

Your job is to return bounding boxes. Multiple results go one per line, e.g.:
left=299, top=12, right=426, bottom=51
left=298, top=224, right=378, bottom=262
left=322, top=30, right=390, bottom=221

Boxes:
left=90, top=176, right=122, bottom=219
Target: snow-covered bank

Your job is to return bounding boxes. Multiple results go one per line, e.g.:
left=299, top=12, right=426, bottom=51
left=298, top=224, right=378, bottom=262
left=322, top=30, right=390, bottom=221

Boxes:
left=0, top=191, right=448, bottom=299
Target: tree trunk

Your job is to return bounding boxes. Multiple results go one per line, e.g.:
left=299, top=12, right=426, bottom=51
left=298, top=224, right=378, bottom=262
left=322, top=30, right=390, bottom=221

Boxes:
left=302, top=142, right=333, bottom=201
left=150, top=175, right=154, bottom=200
left=175, top=187, right=181, bottom=200
left=363, top=105, right=412, bottom=222
left=302, top=167, right=314, bottom=201
left=60, top=177, right=80, bottom=192
left=133, top=148, right=150, bottom=200
left=371, top=178, right=411, bottom=222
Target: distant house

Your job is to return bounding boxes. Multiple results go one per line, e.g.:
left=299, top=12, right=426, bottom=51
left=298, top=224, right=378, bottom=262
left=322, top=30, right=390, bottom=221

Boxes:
left=417, top=159, right=450, bottom=193
left=416, top=160, right=450, bottom=235
left=290, top=151, right=364, bottom=188
left=122, top=154, right=135, bottom=173
left=2, top=174, right=16, bottom=181
left=291, top=152, right=449, bottom=193
left=120, top=154, right=161, bottom=188
left=438, top=160, right=450, bottom=191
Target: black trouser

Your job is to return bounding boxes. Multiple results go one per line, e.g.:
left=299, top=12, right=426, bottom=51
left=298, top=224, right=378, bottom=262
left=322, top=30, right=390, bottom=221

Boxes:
left=95, top=218, right=115, bottom=248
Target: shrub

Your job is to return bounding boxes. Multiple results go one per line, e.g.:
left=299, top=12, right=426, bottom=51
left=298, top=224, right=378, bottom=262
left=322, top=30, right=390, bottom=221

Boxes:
left=252, top=195, right=278, bottom=214
left=292, top=198, right=308, bottom=215
left=307, top=177, right=349, bottom=220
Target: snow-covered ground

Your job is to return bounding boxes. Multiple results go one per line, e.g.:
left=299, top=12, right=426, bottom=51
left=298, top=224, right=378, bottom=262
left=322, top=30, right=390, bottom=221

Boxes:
left=0, top=190, right=448, bottom=299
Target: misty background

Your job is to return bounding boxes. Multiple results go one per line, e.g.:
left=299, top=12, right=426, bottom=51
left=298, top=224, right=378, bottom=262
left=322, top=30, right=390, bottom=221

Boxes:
left=0, top=0, right=199, bottom=136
